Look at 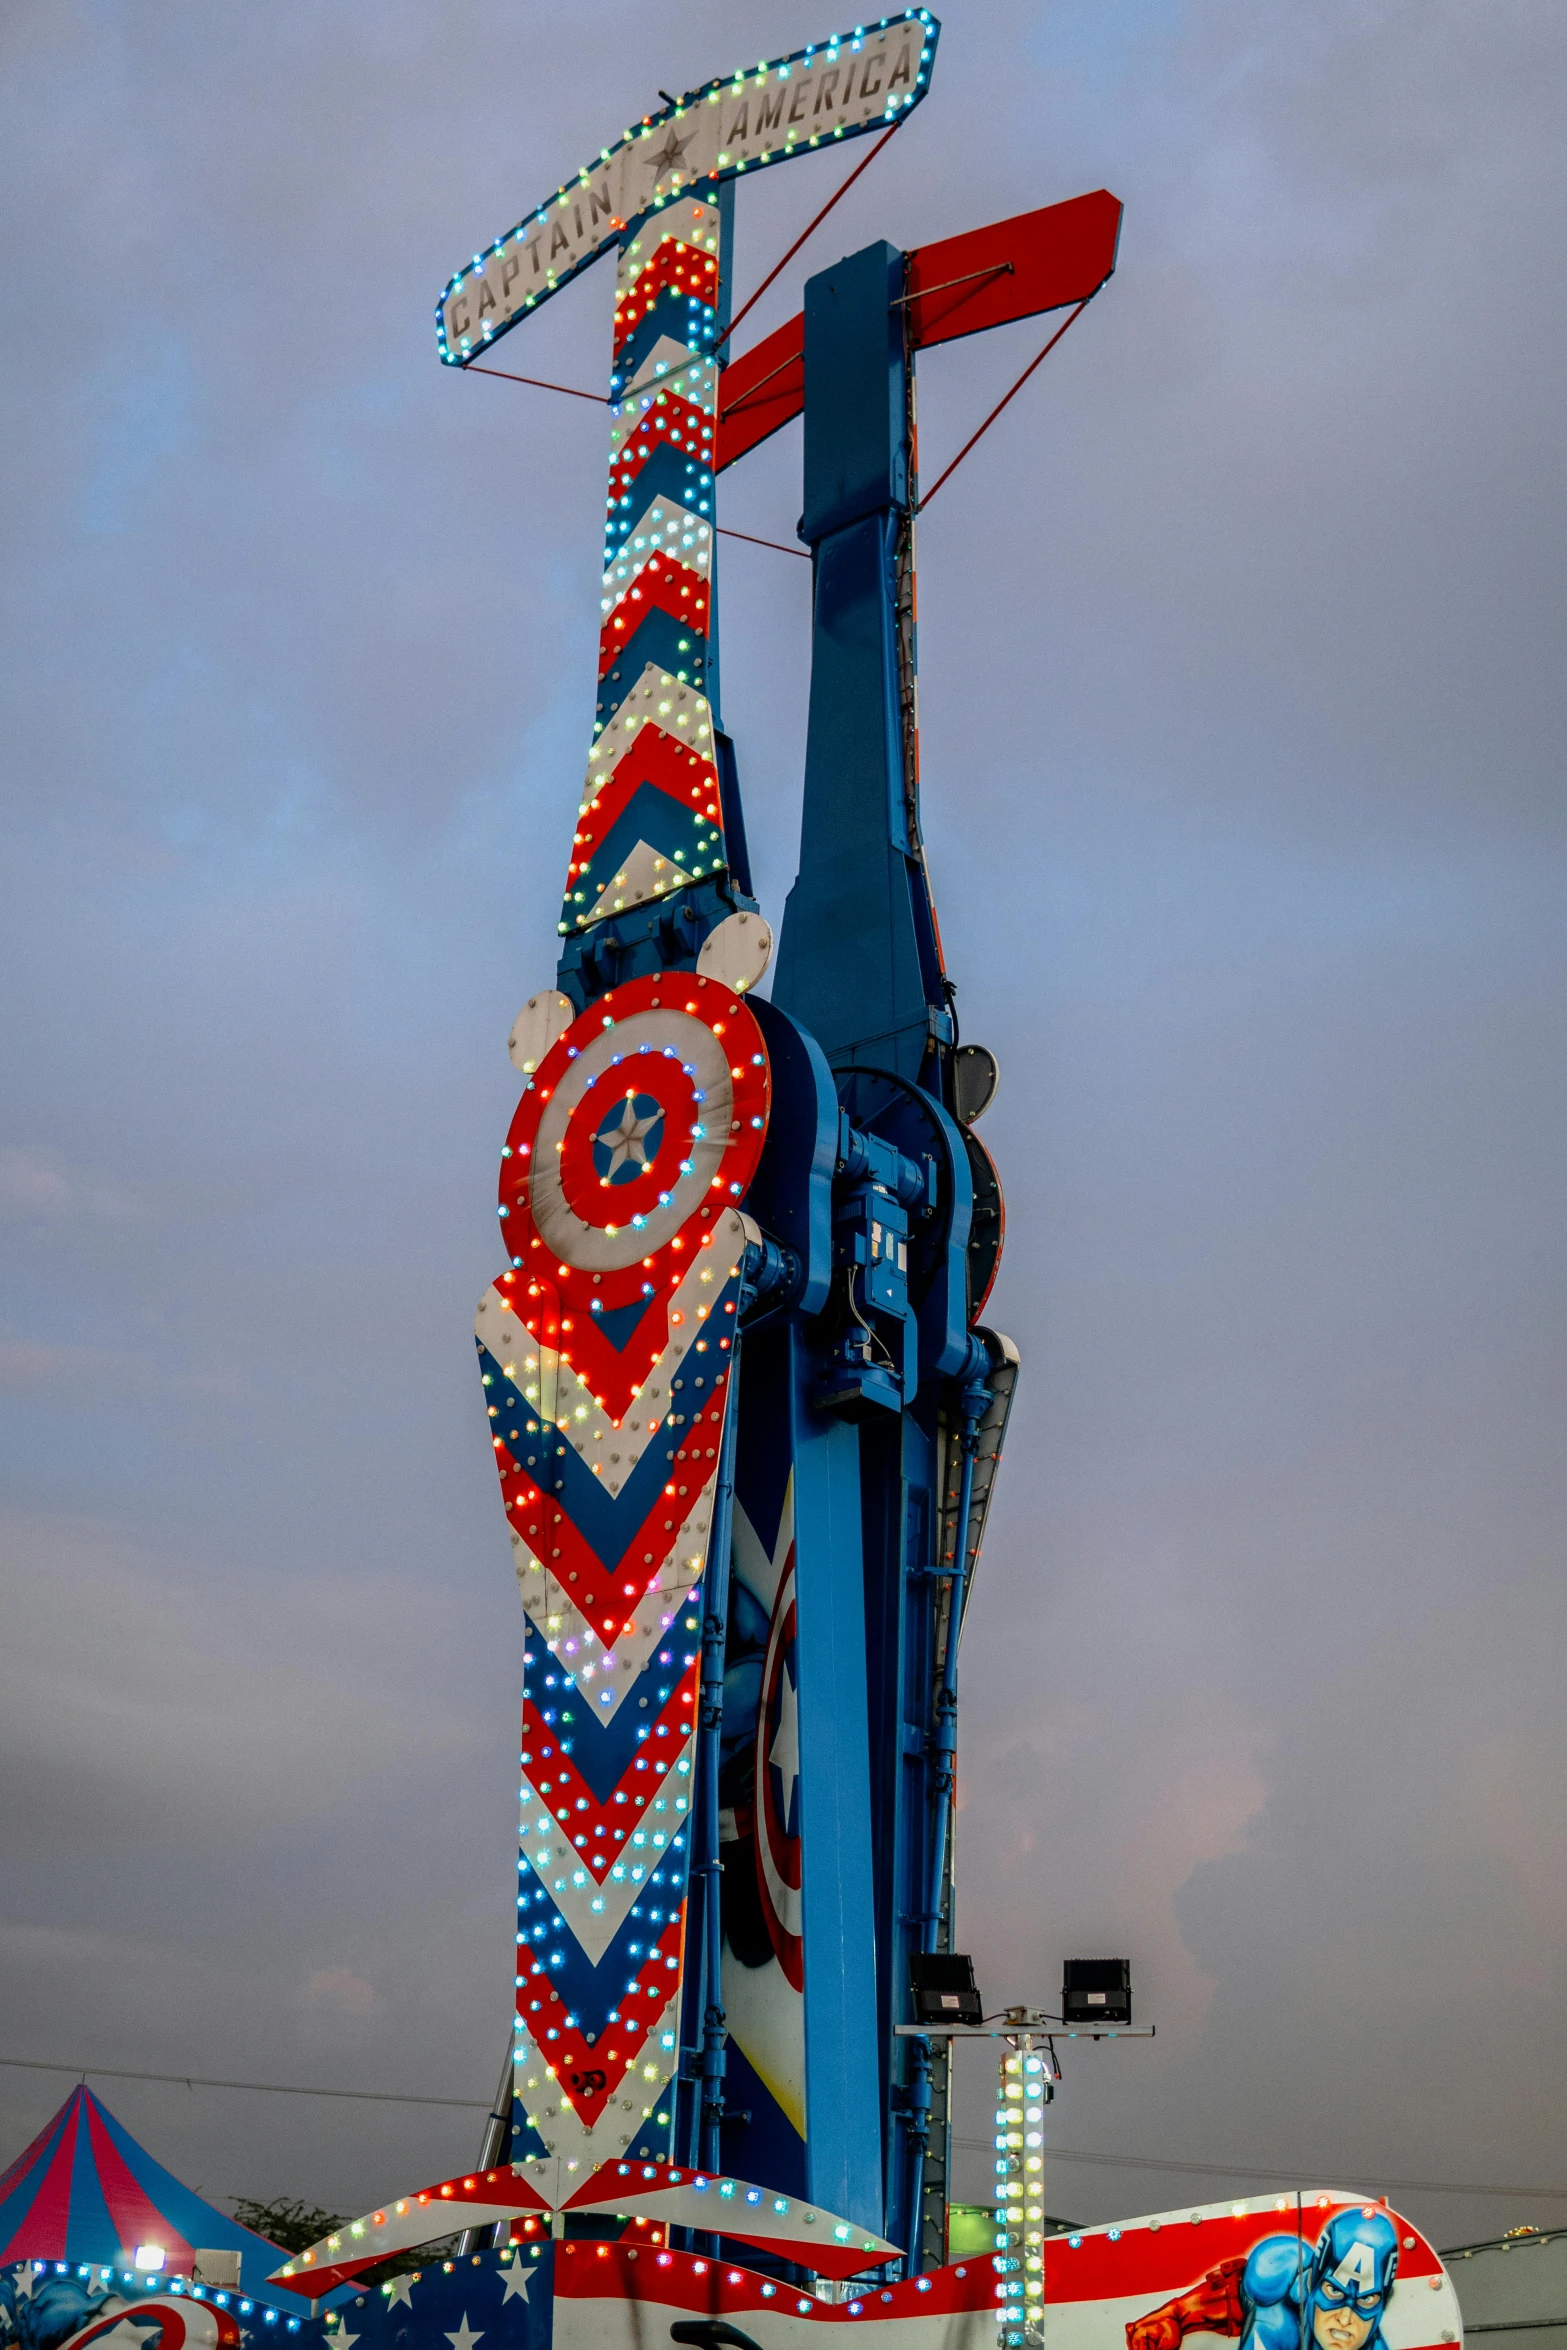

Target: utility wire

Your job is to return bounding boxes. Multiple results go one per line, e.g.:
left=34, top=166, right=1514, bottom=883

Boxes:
left=0, top=2055, right=492, bottom=2114
left=950, top=2131, right=1566, bottom=2203
left=3, top=2057, right=1556, bottom=2202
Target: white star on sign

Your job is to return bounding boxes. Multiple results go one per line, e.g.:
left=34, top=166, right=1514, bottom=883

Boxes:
left=385, top=2276, right=416, bottom=2310
left=446, top=2317, right=485, bottom=2350
left=599, top=1096, right=660, bottom=1179
left=769, top=1650, right=800, bottom=1836
left=498, top=2259, right=532, bottom=2304
left=331, top=2327, right=359, bottom=2350
left=12, top=2265, right=40, bottom=2302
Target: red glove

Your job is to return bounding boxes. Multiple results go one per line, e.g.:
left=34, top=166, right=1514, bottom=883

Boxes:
left=1126, top=2260, right=1248, bottom=2350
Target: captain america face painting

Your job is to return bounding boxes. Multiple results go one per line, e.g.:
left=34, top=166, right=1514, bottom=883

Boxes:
left=1305, top=2209, right=1400, bottom=2350
left=1126, top=2206, right=1402, bottom=2350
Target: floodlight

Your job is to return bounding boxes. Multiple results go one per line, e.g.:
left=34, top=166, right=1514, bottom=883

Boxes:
left=909, top=1951, right=984, bottom=2025
left=1062, top=1958, right=1132, bottom=2025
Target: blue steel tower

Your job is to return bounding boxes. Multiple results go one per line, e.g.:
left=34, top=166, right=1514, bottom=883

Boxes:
left=431, top=15, right=1118, bottom=2275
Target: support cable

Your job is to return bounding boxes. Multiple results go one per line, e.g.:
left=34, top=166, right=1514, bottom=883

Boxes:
left=714, top=525, right=809, bottom=560
left=717, top=118, right=904, bottom=356
left=916, top=293, right=1097, bottom=512
left=463, top=362, right=605, bottom=403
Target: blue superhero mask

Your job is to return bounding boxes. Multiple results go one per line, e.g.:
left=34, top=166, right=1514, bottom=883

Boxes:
left=1309, top=2209, right=1400, bottom=2321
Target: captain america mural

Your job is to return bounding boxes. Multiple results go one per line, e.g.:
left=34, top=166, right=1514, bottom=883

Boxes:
left=1127, top=2207, right=1402, bottom=2350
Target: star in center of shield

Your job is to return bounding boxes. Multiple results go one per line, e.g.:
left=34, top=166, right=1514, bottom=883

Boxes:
left=592, top=1091, right=664, bottom=1185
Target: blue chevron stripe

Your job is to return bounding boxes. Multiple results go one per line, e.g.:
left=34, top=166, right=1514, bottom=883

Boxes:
left=605, top=447, right=714, bottom=558
left=521, top=1612, right=699, bottom=1801
left=520, top=1850, right=688, bottom=2022
left=597, top=608, right=711, bottom=728
left=566, top=785, right=728, bottom=922
left=612, top=292, right=718, bottom=391
left=480, top=1328, right=734, bottom=1579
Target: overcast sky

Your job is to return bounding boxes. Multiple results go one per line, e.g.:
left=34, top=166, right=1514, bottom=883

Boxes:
left=2, top=0, right=1564, bottom=2260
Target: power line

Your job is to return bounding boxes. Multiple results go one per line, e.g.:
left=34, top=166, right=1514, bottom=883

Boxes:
left=951, top=2133, right=1566, bottom=2202
left=5, top=2057, right=1555, bottom=2203
left=0, top=2055, right=492, bottom=2114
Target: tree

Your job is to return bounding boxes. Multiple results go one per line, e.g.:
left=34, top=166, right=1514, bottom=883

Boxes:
left=230, top=2198, right=347, bottom=2255
left=228, top=2195, right=462, bottom=2289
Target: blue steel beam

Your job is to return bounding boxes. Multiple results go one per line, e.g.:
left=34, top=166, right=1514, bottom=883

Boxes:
left=772, top=242, right=951, bottom=1089
left=772, top=237, right=971, bottom=2267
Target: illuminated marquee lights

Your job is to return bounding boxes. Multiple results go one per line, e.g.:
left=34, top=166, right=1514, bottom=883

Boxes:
left=433, top=13, right=942, bottom=365
left=40, top=2272, right=301, bottom=2334
left=994, top=2048, right=1048, bottom=2343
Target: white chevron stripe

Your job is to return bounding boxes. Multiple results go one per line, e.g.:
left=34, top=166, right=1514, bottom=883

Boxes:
left=510, top=1527, right=705, bottom=1724
left=583, top=838, right=695, bottom=921
left=513, top=1987, right=683, bottom=2164
left=612, top=341, right=717, bottom=412
left=600, top=549, right=710, bottom=634
left=618, top=199, right=719, bottom=292
left=601, top=498, right=713, bottom=618
left=519, top=1742, right=694, bottom=1960
left=477, top=1213, right=746, bottom=1495
left=585, top=664, right=715, bottom=803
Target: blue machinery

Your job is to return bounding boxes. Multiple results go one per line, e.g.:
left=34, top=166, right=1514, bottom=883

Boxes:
left=439, top=21, right=1120, bottom=2277
left=709, top=234, right=1017, bottom=2263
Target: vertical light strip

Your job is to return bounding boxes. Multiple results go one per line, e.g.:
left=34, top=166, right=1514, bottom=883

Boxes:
left=995, top=2043, right=1047, bottom=2342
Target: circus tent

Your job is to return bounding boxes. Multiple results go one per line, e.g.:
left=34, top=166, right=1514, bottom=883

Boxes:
left=0, top=2086, right=281, bottom=2281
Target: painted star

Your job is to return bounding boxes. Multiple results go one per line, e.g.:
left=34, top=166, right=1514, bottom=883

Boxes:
left=12, top=2265, right=39, bottom=2302
left=498, top=2259, right=532, bottom=2304
left=645, top=124, right=694, bottom=178
left=385, top=2276, right=416, bottom=2311
left=769, top=1651, right=800, bottom=1836
left=331, top=2327, right=359, bottom=2350
left=599, top=1095, right=660, bottom=1179
left=446, top=2318, right=485, bottom=2350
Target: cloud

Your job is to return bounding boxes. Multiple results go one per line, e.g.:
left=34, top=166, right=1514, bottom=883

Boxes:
left=0, top=0, right=1562, bottom=2244
left=0, top=1514, right=470, bottom=1858
left=0, top=1148, right=135, bottom=1223
left=295, top=1969, right=381, bottom=2022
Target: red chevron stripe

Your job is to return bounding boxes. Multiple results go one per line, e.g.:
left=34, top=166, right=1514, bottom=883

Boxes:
left=572, top=726, right=721, bottom=877
left=497, top=1372, right=731, bottom=1632
left=519, top=1911, right=686, bottom=2129
left=598, top=554, right=711, bottom=677
left=608, top=392, right=715, bottom=503
left=521, top=1658, right=697, bottom=1879
left=612, top=242, right=719, bottom=358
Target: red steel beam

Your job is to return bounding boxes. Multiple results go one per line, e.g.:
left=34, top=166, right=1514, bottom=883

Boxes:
left=714, top=187, right=1122, bottom=475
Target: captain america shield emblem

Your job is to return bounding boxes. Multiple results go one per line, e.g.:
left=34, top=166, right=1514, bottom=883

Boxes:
left=497, top=971, right=770, bottom=1310
left=756, top=1543, right=803, bottom=1990
left=592, top=1091, right=665, bottom=1183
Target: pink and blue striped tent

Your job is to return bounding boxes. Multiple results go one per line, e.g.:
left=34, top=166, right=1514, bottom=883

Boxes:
left=0, top=2087, right=281, bottom=2277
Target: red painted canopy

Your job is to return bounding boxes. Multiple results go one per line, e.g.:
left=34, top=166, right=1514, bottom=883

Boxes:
left=0, top=2086, right=280, bottom=2277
